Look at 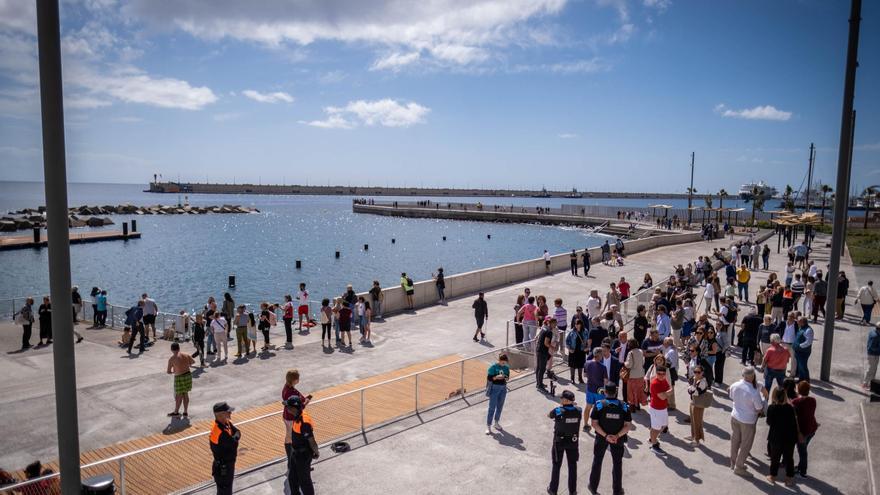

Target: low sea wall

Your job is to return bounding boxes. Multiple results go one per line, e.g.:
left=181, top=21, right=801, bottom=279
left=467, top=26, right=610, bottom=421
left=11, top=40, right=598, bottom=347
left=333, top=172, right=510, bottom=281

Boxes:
left=361, top=231, right=705, bottom=316
left=353, top=203, right=610, bottom=227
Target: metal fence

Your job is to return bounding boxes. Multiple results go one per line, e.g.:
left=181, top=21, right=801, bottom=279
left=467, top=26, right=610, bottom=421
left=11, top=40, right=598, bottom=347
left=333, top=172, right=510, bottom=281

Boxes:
left=0, top=337, right=553, bottom=495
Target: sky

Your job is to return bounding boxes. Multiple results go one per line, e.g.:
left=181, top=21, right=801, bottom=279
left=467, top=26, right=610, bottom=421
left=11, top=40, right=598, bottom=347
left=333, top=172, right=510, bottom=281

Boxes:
left=0, top=0, right=878, bottom=194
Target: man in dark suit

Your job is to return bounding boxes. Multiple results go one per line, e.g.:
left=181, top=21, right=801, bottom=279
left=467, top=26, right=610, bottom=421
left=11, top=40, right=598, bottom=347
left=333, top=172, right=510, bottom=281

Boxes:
left=601, top=341, right=624, bottom=387
left=610, top=331, right=630, bottom=399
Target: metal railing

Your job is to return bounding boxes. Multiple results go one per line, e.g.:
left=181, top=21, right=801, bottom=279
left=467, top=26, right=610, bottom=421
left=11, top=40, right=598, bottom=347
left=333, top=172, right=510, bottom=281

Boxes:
left=0, top=337, right=549, bottom=495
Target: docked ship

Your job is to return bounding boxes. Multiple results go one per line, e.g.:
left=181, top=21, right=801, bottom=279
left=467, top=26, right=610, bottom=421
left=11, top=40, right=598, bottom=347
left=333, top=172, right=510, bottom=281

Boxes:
left=531, top=187, right=552, bottom=198
left=564, top=188, right=583, bottom=199
left=739, top=181, right=778, bottom=200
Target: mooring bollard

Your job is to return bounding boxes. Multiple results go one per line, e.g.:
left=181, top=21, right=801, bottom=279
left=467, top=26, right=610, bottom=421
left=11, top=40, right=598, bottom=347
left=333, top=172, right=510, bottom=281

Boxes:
left=122, top=221, right=129, bottom=237
left=228, top=275, right=235, bottom=288
left=442, top=236, right=446, bottom=241
left=335, top=251, right=340, bottom=258
left=487, top=234, right=491, bottom=239
left=32, top=227, right=40, bottom=245
left=364, top=244, right=369, bottom=250
left=392, top=238, right=396, bottom=244
left=295, top=260, right=302, bottom=269
left=131, top=219, right=137, bottom=232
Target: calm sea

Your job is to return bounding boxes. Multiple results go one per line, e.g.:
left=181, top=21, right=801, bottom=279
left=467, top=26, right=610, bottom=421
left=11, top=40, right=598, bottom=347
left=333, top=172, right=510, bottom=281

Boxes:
left=0, top=182, right=749, bottom=312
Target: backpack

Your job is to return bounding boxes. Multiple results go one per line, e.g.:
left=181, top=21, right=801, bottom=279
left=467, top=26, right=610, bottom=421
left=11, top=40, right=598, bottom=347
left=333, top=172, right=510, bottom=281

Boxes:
left=726, top=304, right=738, bottom=324
left=269, top=311, right=278, bottom=326
left=406, top=277, right=414, bottom=287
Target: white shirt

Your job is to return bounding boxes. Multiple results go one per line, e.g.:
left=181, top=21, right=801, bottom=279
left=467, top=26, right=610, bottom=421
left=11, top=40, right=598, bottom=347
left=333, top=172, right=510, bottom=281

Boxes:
left=210, top=317, right=227, bottom=335
left=664, top=346, right=679, bottom=369
left=297, top=290, right=309, bottom=305
left=729, top=379, right=765, bottom=424
left=543, top=251, right=550, bottom=261
left=704, top=283, right=715, bottom=300
left=808, top=265, right=818, bottom=279
left=752, top=244, right=760, bottom=256
left=798, top=325, right=815, bottom=348
left=602, top=356, right=612, bottom=378
left=782, top=323, right=797, bottom=344
left=616, top=342, right=628, bottom=362
left=858, top=285, right=879, bottom=305
left=586, top=297, right=602, bottom=318
left=143, top=298, right=158, bottom=316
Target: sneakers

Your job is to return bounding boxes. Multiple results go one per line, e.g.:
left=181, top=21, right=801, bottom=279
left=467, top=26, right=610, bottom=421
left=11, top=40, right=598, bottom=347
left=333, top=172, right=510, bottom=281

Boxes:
left=650, top=443, right=667, bottom=455
left=485, top=427, right=491, bottom=435
left=733, top=468, right=751, bottom=477
left=493, top=421, right=503, bottom=431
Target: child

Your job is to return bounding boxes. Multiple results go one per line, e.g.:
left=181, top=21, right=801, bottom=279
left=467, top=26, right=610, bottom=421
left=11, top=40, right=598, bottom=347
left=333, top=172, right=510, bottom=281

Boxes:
left=247, top=312, right=258, bottom=354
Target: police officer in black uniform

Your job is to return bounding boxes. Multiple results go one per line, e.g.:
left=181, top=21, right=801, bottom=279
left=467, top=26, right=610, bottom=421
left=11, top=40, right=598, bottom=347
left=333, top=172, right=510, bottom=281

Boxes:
left=209, top=402, right=240, bottom=495
left=284, top=396, right=320, bottom=495
left=588, top=384, right=632, bottom=495
left=547, top=389, right=582, bottom=495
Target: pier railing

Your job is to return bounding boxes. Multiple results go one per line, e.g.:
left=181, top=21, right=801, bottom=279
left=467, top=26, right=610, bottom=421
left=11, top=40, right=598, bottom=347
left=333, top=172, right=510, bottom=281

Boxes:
left=0, top=338, right=555, bottom=495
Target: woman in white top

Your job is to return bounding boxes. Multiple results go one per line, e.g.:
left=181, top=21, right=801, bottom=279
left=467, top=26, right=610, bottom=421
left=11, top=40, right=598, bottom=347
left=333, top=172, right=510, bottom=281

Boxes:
left=703, top=281, right=716, bottom=316
left=246, top=312, right=258, bottom=354
left=320, top=298, right=333, bottom=347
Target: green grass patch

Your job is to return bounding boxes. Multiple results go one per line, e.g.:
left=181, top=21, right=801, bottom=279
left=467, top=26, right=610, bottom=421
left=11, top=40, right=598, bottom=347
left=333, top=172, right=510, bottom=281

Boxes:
left=848, top=229, right=880, bottom=265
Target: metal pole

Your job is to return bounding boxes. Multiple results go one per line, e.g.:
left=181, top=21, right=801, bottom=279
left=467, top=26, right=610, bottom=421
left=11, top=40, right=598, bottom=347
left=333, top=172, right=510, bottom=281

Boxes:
left=119, top=458, right=126, bottom=495
left=687, top=152, right=695, bottom=225
left=821, top=0, right=861, bottom=382
left=506, top=320, right=510, bottom=348
left=414, top=374, right=419, bottom=412
left=805, top=143, right=815, bottom=212
left=842, top=110, right=856, bottom=257
left=460, top=360, right=465, bottom=396
left=360, top=389, right=365, bottom=433
left=36, top=1, right=81, bottom=492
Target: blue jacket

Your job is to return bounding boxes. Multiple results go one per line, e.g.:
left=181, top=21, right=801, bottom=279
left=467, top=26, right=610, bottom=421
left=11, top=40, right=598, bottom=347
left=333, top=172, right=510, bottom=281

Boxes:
left=125, top=305, right=143, bottom=327
left=868, top=328, right=880, bottom=357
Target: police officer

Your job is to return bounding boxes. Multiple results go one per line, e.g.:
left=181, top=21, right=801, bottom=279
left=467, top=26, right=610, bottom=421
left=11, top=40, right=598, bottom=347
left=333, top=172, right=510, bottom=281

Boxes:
left=547, top=389, right=582, bottom=495
left=588, top=384, right=632, bottom=495
left=284, top=396, right=319, bottom=495
left=209, top=402, right=240, bottom=495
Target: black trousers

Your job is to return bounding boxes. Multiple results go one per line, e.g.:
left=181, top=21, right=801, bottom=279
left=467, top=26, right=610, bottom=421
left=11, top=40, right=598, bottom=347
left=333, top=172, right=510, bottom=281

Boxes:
left=769, top=442, right=795, bottom=478
left=321, top=323, right=331, bottom=340
left=22, top=324, right=32, bottom=348
left=127, top=322, right=146, bottom=352
left=283, top=317, right=293, bottom=343
left=714, top=352, right=726, bottom=384
left=590, top=435, right=624, bottom=495
left=514, top=323, right=524, bottom=344
left=570, top=260, right=577, bottom=275
left=536, top=354, right=549, bottom=388
left=39, top=319, right=52, bottom=341
left=584, top=264, right=590, bottom=276
left=288, top=450, right=314, bottom=495
left=549, top=442, right=578, bottom=494
left=212, top=461, right=234, bottom=495
left=741, top=343, right=756, bottom=365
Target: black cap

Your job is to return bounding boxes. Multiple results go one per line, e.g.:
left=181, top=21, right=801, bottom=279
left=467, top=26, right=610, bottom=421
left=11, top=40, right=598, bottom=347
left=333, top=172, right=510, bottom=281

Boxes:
left=603, top=384, right=618, bottom=397
left=213, top=401, right=234, bottom=413
left=561, top=390, right=576, bottom=401
left=282, top=396, right=303, bottom=409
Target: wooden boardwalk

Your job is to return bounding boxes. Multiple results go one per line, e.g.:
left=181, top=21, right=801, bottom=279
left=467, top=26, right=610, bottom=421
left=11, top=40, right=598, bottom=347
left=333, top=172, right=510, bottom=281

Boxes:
left=19, top=353, right=523, bottom=494
left=0, top=230, right=141, bottom=251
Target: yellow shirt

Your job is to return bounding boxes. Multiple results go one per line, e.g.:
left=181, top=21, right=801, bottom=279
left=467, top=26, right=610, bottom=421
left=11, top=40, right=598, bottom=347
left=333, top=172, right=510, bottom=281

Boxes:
left=736, top=269, right=751, bottom=284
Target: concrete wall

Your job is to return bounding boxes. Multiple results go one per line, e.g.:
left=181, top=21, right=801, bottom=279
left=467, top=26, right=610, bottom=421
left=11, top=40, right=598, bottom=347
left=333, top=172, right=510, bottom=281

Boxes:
left=353, top=203, right=610, bottom=227
left=360, top=231, right=705, bottom=316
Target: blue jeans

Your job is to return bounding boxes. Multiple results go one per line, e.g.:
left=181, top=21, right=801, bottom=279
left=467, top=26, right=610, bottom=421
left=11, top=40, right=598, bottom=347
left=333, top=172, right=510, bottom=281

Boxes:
left=764, top=368, right=785, bottom=391
left=207, top=331, right=216, bottom=352
left=486, top=383, right=507, bottom=425
left=795, top=347, right=812, bottom=381
left=738, top=282, right=749, bottom=301
left=862, top=303, right=875, bottom=323
left=797, top=432, right=814, bottom=475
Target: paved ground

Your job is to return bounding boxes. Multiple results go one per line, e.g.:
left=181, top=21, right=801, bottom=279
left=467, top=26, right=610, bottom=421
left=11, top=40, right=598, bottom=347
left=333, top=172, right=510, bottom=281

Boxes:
left=0, top=232, right=731, bottom=470
left=196, top=233, right=875, bottom=495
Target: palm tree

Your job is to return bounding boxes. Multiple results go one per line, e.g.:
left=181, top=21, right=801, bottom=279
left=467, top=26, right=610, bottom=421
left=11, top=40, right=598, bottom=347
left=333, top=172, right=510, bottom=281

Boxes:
left=750, top=186, right=766, bottom=225
left=820, top=184, right=833, bottom=224
left=864, top=186, right=879, bottom=229
left=717, top=189, right=728, bottom=222
left=782, top=184, right=795, bottom=211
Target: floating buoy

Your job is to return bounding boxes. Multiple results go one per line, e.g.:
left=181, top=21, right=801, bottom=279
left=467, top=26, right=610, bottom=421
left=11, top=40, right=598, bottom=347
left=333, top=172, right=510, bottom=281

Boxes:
left=364, top=244, right=369, bottom=250
left=335, top=251, right=340, bottom=258
left=487, top=234, right=491, bottom=239
left=228, top=275, right=235, bottom=288
left=295, top=260, right=302, bottom=269
left=392, top=238, right=396, bottom=244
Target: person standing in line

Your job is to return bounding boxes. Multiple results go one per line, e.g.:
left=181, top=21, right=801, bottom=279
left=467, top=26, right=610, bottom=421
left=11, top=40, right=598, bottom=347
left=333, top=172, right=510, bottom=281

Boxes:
left=582, top=249, right=592, bottom=277
left=166, top=342, right=194, bottom=417
left=126, top=300, right=146, bottom=354
left=757, top=315, right=776, bottom=370
left=369, top=280, right=383, bottom=320
left=211, top=312, right=229, bottom=361
left=765, top=387, right=798, bottom=487
left=222, top=293, right=235, bottom=337
left=739, top=308, right=761, bottom=366
left=623, top=339, right=647, bottom=411
left=535, top=320, right=554, bottom=392
left=258, top=303, right=272, bottom=351
left=703, top=278, right=716, bottom=315
left=400, top=273, right=415, bottom=310
left=362, top=301, right=373, bottom=344
left=282, top=369, right=312, bottom=472
left=89, top=287, right=100, bottom=327
left=234, top=305, right=249, bottom=359
left=513, top=295, right=525, bottom=345
left=588, top=383, right=631, bottom=495
left=647, top=366, right=671, bottom=455
left=763, top=334, right=789, bottom=391
left=547, top=390, right=582, bottom=495
left=37, top=296, right=52, bottom=346
left=339, top=301, right=353, bottom=348
left=584, top=348, right=608, bottom=429
left=752, top=242, right=761, bottom=270
left=811, top=273, right=827, bottom=322
left=296, top=283, right=310, bottom=332
left=283, top=396, right=319, bottom=495
left=96, top=290, right=108, bottom=328
left=16, top=298, right=35, bottom=350
left=209, top=402, right=240, bottom=495
left=543, top=249, right=552, bottom=274
left=246, top=312, right=258, bottom=354
left=792, top=380, right=819, bottom=477
left=281, top=295, right=295, bottom=348
left=319, top=299, right=332, bottom=347
left=472, top=292, right=488, bottom=342
left=485, top=354, right=510, bottom=434
left=203, top=297, right=217, bottom=355
left=794, top=317, right=814, bottom=381
left=762, top=243, right=771, bottom=270
left=355, top=297, right=367, bottom=342
left=192, top=313, right=206, bottom=367
left=554, top=299, right=568, bottom=350
left=141, top=292, right=159, bottom=342
left=736, top=264, right=751, bottom=303
left=686, top=364, right=711, bottom=446
left=566, top=319, right=588, bottom=384
left=569, top=249, right=578, bottom=276
left=729, top=366, right=767, bottom=476
left=518, top=296, right=538, bottom=350
left=865, top=322, right=880, bottom=390
left=71, top=286, right=83, bottom=324
left=856, top=280, right=878, bottom=325
left=434, top=267, right=446, bottom=304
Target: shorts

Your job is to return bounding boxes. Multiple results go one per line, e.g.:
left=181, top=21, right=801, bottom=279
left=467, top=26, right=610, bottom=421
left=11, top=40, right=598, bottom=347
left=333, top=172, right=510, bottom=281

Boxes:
left=647, top=405, right=668, bottom=430
left=143, top=314, right=156, bottom=325
left=174, top=372, right=192, bottom=394
left=586, top=391, right=603, bottom=405
left=298, top=305, right=309, bottom=316
left=545, top=260, right=551, bottom=266
left=795, top=255, right=805, bottom=262
left=406, top=290, right=414, bottom=296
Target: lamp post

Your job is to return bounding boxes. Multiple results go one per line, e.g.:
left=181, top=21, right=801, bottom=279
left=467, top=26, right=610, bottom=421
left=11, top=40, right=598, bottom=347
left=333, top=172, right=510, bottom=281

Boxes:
left=687, top=152, right=695, bottom=225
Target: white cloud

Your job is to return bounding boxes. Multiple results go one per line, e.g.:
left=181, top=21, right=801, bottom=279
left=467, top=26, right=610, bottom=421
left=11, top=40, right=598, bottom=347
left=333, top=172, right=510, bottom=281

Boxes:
left=213, top=112, right=241, bottom=122
left=303, top=99, right=430, bottom=129
left=0, top=0, right=36, bottom=35
left=371, top=52, right=421, bottom=72
left=855, top=142, right=880, bottom=151
left=111, top=116, right=144, bottom=123
left=242, top=89, right=294, bottom=104
left=644, top=0, right=672, bottom=11
left=67, top=65, right=218, bottom=110
left=714, top=103, right=792, bottom=121
left=512, top=58, right=606, bottom=74
left=126, top=0, right=570, bottom=69
left=558, top=133, right=578, bottom=139
left=66, top=95, right=113, bottom=109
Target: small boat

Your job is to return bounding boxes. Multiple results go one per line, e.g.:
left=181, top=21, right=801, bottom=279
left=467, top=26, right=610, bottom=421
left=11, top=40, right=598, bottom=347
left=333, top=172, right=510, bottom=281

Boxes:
left=564, top=188, right=583, bottom=199
left=739, top=181, right=778, bottom=200
left=532, top=187, right=552, bottom=198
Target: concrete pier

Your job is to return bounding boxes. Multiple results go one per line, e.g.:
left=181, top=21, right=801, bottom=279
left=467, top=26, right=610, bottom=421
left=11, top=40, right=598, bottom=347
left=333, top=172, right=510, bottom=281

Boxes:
left=0, top=229, right=141, bottom=251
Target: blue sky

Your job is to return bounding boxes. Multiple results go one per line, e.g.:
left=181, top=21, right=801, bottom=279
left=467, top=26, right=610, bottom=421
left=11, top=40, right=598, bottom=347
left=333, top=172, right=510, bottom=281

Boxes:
left=0, top=0, right=878, bottom=194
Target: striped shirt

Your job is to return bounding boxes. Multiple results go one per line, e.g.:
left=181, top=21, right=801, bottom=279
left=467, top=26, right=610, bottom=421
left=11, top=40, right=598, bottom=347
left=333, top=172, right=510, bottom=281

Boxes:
left=554, top=306, right=568, bottom=329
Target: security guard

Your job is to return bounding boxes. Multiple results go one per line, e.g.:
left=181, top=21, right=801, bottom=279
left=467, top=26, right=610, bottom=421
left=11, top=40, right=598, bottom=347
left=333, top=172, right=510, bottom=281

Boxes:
left=547, top=389, right=582, bottom=495
left=588, top=384, right=632, bottom=495
left=209, top=402, right=240, bottom=495
left=284, top=396, right=319, bottom=495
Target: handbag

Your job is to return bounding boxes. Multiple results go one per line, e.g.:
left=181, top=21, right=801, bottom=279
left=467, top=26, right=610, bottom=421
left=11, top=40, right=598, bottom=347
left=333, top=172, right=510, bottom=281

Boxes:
left=620, top=366, right=630, bottom=382
left=14, top=312, right=27, bottom=326
left=692, top=388, right=713, bottom=408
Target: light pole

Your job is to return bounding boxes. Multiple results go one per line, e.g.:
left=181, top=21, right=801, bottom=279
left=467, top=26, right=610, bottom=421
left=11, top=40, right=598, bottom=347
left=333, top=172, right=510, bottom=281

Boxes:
left=687, top=152, right=695, bottom=225
left=36, top=0, right=82, bottom=492
left=821, top=0, right=861, bottom=382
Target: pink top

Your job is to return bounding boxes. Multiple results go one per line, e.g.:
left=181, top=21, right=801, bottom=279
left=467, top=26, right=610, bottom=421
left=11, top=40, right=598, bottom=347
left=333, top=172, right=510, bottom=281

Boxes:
left=520, top=303, right=537, bottom=322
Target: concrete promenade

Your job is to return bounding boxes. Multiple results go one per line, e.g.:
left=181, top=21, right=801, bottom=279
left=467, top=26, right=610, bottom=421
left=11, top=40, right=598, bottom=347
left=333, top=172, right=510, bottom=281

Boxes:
left=0, top=232, right=874, bottom=494
left=205, top=233, right=874, bottom=495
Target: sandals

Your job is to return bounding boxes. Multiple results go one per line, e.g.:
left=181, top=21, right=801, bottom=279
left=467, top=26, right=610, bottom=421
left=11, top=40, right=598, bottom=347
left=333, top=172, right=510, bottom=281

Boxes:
left=167, top=412, right=180, bottom=417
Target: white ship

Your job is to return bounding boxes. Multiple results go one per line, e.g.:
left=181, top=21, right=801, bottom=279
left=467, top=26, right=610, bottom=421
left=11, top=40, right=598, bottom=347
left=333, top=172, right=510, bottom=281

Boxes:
left=739, top=181, right=778, bottom=200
